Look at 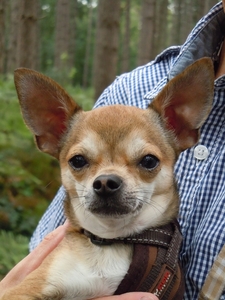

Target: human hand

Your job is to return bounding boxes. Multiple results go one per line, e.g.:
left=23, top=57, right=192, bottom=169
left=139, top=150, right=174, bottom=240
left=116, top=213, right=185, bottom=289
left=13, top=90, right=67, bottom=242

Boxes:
left=0, top=221, right=69, bottom=297
left=0, top=223, right=159, bottom=300
left=94, top=293, right=159, bottom=300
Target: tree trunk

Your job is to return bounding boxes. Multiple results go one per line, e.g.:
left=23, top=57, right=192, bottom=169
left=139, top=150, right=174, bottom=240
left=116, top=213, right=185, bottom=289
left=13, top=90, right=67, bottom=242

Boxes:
left=180, top=0, right=193, bottom=43
left=54, top=0, right=70, bottom=70
left=192, top=0, right=205, bottom=25
left=82, top=1, right=94, bottom=88
left=137, top=0, right=156, bottom=66
left=0, top=0, right=5, bottom=74
left=16, top=0, right=39, bottom=69
left=203, top=0, right=220, bottom=14
left=170, top=0, right=182, bottom=45
left=7, top=0, right=21, bottom=73
left=153, top=0, right=169, bottom=57
left=69, top=0, right=77, bottom=69
left=121, top=0, right=130, bottom=73
left=93, top=0, right=121, bottom=101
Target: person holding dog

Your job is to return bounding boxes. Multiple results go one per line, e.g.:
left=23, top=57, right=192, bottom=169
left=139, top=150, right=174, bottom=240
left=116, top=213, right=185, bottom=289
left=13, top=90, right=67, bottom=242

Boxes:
left=1, top=1, right=225, bottom=299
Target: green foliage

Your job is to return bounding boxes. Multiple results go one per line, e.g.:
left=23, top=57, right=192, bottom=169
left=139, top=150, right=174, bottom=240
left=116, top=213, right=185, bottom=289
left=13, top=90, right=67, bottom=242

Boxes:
left=0, top=76, right=93, bottom=241
left=0, top=76, right=53, bottom=235
left=65, top=84, right=94, bottom=111
left=0, top=230, right=29, bottom=280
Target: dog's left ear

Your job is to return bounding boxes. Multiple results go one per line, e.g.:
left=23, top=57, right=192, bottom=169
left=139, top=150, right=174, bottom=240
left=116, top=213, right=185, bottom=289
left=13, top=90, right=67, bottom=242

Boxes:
left=14, top=68, right=81, bottom=159
left=150, top=57, right=214, bottom=151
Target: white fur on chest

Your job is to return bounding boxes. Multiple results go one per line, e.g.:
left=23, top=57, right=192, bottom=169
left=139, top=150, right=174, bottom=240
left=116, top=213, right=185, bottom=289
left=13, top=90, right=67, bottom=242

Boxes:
left=43, top=238, right=133, bottom=299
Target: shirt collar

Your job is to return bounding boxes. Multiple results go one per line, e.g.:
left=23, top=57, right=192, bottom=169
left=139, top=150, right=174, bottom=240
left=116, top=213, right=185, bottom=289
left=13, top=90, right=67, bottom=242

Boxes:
left=144, top=2, right=225, bottom=101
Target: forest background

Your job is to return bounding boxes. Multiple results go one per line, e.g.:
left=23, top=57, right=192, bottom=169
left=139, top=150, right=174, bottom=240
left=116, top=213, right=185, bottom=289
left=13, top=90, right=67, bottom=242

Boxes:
left=0, top=0, right=220, bottom=278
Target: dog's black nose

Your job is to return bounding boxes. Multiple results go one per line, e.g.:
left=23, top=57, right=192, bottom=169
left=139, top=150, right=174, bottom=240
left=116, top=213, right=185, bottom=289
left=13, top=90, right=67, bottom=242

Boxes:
left=93, top=174, right=122, bottom=196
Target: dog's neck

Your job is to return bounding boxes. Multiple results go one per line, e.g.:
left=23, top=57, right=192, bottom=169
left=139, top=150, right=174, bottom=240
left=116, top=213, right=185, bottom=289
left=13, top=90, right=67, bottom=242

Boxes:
left=82, top=221, right=178, bottom=247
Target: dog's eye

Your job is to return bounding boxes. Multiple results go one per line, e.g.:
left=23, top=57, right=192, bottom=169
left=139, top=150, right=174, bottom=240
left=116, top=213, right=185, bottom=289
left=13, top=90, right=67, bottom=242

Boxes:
left=139, top=155, right=159, bottom=170
left=69, top=155, right=88, bottom=170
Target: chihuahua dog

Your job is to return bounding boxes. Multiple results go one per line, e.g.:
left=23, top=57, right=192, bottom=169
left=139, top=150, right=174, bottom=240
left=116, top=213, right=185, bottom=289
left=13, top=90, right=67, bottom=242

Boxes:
left=1, top=58, right=214, bottom=300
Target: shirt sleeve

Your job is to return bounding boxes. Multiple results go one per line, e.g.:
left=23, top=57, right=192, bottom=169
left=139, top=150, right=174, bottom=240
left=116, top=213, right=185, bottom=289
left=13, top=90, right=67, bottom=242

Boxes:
left=29, top=186, right=66, bottom=251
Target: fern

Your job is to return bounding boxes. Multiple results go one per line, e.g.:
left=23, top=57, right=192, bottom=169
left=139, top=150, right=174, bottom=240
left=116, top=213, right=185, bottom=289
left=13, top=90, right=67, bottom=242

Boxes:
left=0, top=230, right=29, bottom=279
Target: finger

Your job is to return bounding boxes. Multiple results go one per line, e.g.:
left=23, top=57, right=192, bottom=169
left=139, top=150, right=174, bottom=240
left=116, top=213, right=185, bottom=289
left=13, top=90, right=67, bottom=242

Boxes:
left=0, top=221, right=69, bottom=292
left=29, top=220, right=70, bottom=271
left=94, top=292, right=159, bottom=300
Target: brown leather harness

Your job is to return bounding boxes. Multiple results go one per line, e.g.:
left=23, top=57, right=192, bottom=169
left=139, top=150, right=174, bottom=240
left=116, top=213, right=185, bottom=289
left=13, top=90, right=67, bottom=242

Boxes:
left=84, top=220, right=185, bottom=299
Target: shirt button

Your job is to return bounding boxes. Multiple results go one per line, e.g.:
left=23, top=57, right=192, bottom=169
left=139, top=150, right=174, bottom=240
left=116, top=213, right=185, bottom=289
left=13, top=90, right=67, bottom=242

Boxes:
left=194, top=145, right=209, bottom=160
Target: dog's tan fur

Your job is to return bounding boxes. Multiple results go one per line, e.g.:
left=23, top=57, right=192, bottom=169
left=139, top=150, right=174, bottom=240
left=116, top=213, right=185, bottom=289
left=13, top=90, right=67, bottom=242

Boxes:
left=1, top=58, right=214, bottom=299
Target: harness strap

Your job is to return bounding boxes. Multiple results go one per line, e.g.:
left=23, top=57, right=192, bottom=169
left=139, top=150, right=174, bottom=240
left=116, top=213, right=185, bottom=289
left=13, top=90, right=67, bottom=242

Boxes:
left=83, top=226, right=173, bottom=247
left=83, top=220, right=184, bottom=299
left=114, top=221, right=184, bottom=300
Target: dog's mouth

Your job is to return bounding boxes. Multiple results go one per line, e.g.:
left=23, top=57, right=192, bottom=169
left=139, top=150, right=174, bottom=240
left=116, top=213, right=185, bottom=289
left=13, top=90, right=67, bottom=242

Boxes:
left=87, top=195, right=143, bottom=218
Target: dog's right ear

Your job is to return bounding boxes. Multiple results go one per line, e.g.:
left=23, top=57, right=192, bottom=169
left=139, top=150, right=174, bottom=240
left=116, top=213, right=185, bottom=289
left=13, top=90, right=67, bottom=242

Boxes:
left=14, top=68, right=81, bottom=159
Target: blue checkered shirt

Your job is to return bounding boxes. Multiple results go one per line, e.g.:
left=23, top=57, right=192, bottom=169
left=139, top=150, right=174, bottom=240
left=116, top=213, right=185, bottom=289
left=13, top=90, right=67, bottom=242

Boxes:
left=30, top=2, right=225, bottom=299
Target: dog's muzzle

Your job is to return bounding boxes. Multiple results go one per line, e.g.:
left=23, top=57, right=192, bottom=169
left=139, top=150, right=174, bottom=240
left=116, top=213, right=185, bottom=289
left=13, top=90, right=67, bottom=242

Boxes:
left=89, top=174, right=139, bottom=216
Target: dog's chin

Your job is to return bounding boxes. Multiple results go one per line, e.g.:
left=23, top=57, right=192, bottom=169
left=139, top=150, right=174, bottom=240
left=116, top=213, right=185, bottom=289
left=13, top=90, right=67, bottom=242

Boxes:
left=74, top=198, right=145, bottom=238
left=79, top=209, right=143, bottom=239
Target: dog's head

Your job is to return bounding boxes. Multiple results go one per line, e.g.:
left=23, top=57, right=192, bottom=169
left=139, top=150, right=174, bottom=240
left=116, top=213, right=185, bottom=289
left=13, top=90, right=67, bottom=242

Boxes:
left=14, top=58, right=214, bottom=238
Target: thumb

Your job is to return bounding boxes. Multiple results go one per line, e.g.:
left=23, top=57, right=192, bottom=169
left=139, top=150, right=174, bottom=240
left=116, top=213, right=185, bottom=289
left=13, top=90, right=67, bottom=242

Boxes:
left=94, top=292, right=159, bottom=300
